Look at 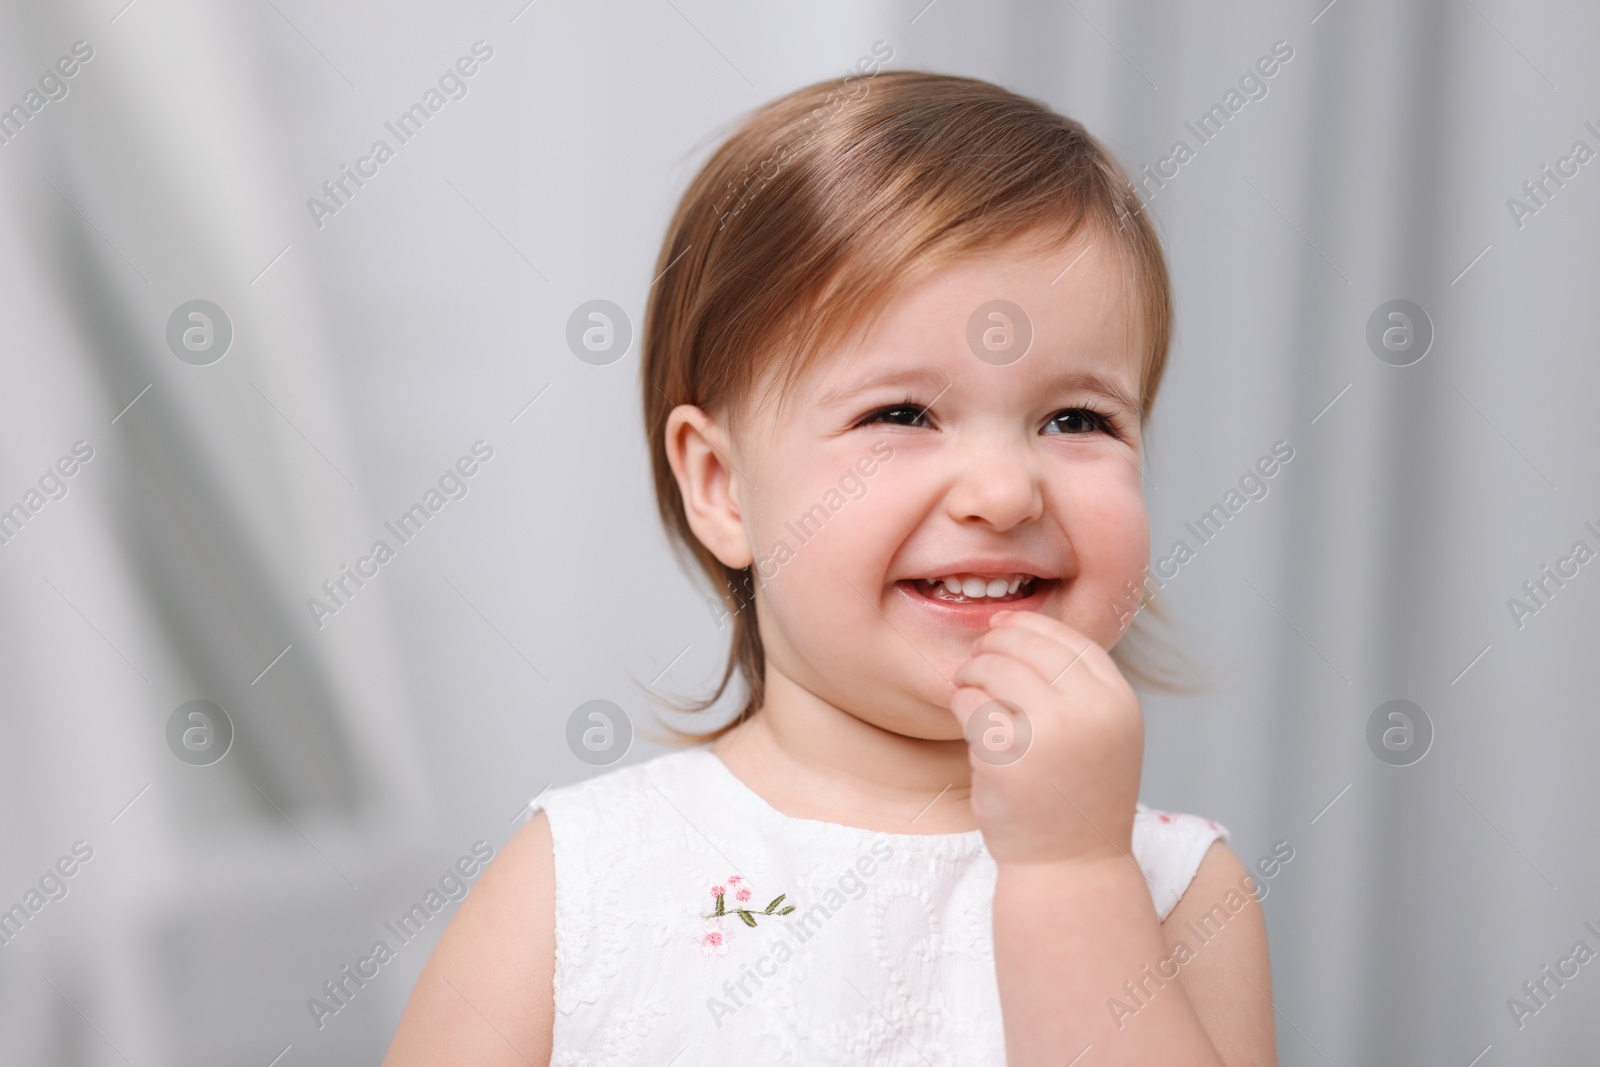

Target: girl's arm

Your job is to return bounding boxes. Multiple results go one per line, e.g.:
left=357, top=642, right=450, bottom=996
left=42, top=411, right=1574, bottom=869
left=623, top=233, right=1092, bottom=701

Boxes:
left=1160, top=842, right=1276, bottom=1063
left=382, top=813, right=555, bottom=1066
left=955, top=610, right=1275, bottom=1065
left=994, top=841, right=1275, bottom=1066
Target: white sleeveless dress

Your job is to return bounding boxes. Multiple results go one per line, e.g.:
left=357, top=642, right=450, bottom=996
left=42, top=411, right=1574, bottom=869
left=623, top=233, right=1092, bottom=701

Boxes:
left=530, top=746, right=1227, bottom=1066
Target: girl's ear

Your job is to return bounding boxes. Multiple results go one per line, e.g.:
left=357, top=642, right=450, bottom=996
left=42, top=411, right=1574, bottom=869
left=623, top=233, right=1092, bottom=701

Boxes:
left=664, top=405, right=755, bottom=570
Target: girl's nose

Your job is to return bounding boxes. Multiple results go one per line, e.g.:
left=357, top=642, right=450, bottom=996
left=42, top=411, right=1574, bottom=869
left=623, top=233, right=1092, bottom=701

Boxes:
left=942, top=440, right=1044, bottom=531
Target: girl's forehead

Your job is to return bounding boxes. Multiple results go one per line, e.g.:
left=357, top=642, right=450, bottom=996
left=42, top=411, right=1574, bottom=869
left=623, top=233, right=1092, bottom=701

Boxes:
left=809, top=250, right=1141, bottom=389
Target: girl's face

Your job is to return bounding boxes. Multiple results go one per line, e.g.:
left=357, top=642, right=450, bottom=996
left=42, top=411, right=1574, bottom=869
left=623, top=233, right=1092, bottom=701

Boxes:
left=684, top=233, right=1151, bottom=741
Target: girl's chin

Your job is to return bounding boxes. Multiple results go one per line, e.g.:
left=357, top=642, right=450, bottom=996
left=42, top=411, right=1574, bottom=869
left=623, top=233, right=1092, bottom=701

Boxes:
left=833, top=700, right=965, bottom=744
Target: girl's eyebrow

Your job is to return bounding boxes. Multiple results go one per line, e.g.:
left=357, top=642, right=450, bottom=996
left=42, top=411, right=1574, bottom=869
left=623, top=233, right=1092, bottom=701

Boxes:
left=817, top=366, right=1139, bottom=413
left=1047, top=370, right=1141, bottom=414
left=816, top=367, right=951, bottom=407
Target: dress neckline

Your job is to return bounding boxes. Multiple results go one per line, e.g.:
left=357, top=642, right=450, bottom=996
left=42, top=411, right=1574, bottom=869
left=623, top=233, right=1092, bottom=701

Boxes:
left=692, top=745, right=988, bottom=850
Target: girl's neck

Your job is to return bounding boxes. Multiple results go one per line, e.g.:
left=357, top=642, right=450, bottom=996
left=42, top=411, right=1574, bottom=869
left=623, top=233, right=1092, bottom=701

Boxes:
left=709, top=668, right=976, bottom=835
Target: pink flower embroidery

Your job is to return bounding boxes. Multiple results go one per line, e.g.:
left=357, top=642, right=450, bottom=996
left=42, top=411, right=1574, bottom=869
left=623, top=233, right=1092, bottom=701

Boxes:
left=1158, top=812, right=1172, bottom=823
left=701, top=874, right=796, bottom=933
left=698, top=921, right=731, bottom=957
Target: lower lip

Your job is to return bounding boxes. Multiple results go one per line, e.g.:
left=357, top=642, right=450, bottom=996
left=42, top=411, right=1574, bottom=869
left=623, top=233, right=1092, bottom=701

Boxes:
left=892, top=579, right=1057, bottom=629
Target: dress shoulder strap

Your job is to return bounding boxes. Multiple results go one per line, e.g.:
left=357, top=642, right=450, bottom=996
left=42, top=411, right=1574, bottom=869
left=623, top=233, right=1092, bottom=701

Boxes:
left=1132, top=803, right=1229, bottom=921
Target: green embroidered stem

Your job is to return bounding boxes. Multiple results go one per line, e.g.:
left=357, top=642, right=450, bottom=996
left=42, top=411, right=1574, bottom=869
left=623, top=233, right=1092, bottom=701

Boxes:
left=704, top=888, right=796, bottom=924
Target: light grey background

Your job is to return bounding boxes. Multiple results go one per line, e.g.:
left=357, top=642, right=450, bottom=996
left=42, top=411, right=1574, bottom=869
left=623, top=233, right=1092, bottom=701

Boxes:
left=0, top=0, right=1595, bottom=1063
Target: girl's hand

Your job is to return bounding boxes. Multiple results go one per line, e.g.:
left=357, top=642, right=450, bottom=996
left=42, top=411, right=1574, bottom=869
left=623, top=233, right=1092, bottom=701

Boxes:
left=949, top=609, right=1144, bottom=868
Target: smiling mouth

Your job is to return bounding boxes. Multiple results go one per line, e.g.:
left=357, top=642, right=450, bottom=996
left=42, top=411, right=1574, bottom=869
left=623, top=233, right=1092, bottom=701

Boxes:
left=901, top=575, right=1054, bottom=606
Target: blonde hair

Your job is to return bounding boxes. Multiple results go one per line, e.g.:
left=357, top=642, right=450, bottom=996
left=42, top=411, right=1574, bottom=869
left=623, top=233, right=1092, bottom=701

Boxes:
left=640, top=71, right=1180, bottom=742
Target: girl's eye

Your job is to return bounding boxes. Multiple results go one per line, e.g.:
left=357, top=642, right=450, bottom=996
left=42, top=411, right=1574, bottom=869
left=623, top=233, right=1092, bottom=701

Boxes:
left=1043, top=408, right=1112, bottom=436
left=855, top=402, right=1119, bottom=436
left=858, top=402, right=929, bottom=428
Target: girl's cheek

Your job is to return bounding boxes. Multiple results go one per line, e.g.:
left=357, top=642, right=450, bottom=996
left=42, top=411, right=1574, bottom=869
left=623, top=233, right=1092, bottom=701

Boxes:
left=1073, top=469, right=1148, bottom=546
left=1109, top=510, right=1152, bottom=589
left=749, top=459, right=906, bottom=588
left=1063, top=477, right=1149, bottom=640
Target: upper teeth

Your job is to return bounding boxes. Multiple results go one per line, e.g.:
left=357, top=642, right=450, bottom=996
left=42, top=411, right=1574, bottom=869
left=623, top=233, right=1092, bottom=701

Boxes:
left=922, top=574, right=1035, bottom=598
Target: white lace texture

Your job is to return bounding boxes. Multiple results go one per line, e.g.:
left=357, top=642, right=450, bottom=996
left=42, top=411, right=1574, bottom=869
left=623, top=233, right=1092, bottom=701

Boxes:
left=532, top=747, right=1227, bottom=1066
